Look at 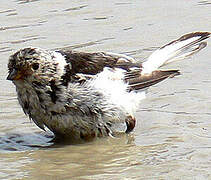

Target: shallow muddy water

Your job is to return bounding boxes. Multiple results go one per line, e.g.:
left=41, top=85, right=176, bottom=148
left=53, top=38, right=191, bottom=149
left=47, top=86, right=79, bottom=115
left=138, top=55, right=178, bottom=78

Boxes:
left=0, top=0, right=211, bottom=179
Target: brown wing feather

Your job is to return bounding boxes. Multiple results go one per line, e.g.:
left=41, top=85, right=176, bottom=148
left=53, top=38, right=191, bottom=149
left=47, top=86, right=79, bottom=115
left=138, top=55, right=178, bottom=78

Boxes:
left=58, top=50, right=140, bottom=75
left=126, top=70, right=180, bottom=91
left=58, top=51, right=118, bottom=75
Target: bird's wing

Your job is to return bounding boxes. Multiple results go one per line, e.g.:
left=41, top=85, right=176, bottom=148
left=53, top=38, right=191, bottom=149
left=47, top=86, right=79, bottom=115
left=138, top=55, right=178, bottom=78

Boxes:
left=58, top=50, right=139, bottom=75
left=58, top=50, right=179, bottom=90
left=58, top=32, right=210, bottom=91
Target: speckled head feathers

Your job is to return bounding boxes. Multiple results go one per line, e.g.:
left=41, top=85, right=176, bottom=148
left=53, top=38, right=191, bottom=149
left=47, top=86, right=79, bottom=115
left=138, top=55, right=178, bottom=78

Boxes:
left=7, top=47, right=68, bottom=82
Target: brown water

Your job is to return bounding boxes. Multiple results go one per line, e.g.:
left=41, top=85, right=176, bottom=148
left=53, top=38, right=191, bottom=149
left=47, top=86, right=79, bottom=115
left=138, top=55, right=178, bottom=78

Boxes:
left=0, top=0, right=211, bottom=179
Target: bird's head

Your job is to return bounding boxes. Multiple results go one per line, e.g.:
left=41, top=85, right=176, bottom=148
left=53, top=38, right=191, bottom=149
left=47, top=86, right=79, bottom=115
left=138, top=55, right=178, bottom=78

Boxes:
left=7, top=47, right=69, bottom=84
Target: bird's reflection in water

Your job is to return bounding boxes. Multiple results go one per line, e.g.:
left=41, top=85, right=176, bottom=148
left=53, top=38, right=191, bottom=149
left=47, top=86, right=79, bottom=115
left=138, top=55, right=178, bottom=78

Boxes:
left=0, top=131, right=135, bottom=152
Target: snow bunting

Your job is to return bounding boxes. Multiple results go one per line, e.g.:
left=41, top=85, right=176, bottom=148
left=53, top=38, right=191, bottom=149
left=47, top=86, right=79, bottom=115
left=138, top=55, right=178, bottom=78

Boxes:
left=7, top=32, right=210, bottom=142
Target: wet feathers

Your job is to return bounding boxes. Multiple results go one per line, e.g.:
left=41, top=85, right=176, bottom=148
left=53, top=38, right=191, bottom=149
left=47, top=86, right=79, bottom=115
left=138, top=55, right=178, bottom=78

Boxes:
left=7, top=32, right=210, bottom=142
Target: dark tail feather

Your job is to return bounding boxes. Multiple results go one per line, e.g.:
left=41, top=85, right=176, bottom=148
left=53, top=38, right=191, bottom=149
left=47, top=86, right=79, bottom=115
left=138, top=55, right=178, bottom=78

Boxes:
left=161, top=32, right=210, bottom=49
left=127, top=70, right=180, bottom=91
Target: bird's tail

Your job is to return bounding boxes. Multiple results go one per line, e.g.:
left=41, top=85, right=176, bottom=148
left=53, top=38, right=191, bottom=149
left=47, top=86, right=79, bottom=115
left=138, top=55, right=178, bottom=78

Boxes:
left=142, top=32, right=211, bottom=74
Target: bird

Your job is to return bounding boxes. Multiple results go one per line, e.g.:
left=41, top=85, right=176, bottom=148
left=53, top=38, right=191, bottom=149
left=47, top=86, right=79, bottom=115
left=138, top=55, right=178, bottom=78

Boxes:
left=7, top=32, right=210, bottom=143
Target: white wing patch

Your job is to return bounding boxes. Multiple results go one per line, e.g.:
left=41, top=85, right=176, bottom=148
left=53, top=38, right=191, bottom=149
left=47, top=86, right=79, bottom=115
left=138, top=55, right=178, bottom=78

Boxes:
left=52, top=51, right=68, bottom=76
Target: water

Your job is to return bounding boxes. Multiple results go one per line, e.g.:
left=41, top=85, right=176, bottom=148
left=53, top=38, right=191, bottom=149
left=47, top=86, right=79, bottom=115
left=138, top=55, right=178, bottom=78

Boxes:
left=0, top=0, right=211, bottom=179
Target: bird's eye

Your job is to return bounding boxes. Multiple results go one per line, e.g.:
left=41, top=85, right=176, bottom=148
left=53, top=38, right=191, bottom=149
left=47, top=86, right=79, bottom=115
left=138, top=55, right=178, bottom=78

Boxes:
left=25, top=57, right=31, bottom=60
left=32, top=63, right=39, bottom=70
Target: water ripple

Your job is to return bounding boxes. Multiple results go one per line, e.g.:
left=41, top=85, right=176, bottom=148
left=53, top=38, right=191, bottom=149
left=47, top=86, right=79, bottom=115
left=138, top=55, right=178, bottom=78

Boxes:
left=0, top=9, right=16, bottom=14
left=64, top=5, right=88, bottom=12
left=0, top=21, right=46, bottom=31
left=0, top=36, right=45, bottom=45
left=139, top=108, right=211, bottom=116
left=53, top=37, right=115, bottom=51
left=17, top=0, right=40, bottom=4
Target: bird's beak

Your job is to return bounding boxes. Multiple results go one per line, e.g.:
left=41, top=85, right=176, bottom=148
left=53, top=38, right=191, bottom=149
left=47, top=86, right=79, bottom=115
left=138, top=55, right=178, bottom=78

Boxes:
left=7, top=69, right=23, bottom=81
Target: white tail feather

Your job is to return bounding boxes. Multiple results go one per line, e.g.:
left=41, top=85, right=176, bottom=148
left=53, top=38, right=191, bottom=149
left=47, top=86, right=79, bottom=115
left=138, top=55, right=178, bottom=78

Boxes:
left=142, top=32, right=210, bottom=74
